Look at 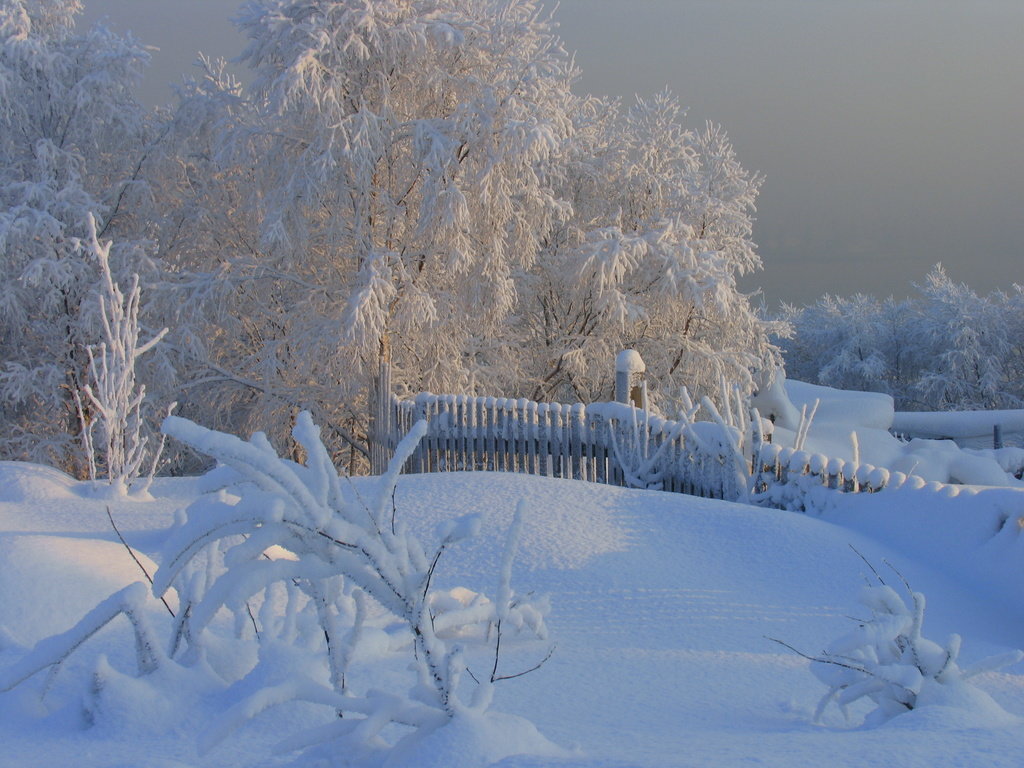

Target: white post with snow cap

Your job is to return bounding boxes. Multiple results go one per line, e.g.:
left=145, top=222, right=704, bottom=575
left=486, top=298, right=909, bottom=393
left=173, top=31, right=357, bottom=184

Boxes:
left=615, top=350, right=646, bottom=408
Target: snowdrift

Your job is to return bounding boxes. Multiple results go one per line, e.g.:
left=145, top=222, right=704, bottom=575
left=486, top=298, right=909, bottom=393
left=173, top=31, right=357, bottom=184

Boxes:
left=759, top=376, right=1024, bottom=487
left=0, top=464, right=1023, bottom=767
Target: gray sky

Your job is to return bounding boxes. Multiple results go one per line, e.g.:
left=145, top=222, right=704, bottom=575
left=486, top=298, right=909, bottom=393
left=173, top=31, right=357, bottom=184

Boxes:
left=80, top=0, right=1024, bottom=306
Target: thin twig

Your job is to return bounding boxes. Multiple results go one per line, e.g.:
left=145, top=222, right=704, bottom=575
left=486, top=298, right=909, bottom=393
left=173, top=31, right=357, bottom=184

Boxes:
left=106, top=506, right=174, bottom=617
left=490, top=620, right=503, bottom=682
left=848, top=544, right=885, bottom=586
left=391, top=484, right=398, bottom=536
left=492, top=642, right=557, bottom=682
left=246, top=601, right=260, bottom=639
left=764, top=636, right=869, bottom=675
left=883, top=558, right=914, bottom=596
left=422, top=543, right=446, bottom=601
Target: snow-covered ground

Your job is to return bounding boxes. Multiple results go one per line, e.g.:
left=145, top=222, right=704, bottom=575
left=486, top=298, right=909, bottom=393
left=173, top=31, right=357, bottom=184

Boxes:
left=2, top=461, right=1024, bottom=767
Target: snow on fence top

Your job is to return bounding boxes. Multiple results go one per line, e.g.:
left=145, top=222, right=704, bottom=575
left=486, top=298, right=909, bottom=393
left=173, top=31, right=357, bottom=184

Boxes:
left=376, top=390, right=999, bottom=512
left=385, top=393, right=744, bottom=500
left=892, top=409, right=1024, bottom=445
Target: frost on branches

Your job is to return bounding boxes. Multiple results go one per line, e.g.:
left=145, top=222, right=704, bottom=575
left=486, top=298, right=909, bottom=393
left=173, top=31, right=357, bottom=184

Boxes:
left=774, top=556, right=1023, bottom=728
left=156, top=0, right=778, bottom=466
left=0, top=0, right=782, bottom=472
left=75, top=214, right=169, bottom=496
left=0, top=411, right=557, bottom=765
left=0, top=0, right=154, bottom=473
left=164, top=0, right=577, bottom=463
left=520, top=93, right=781, bottom=412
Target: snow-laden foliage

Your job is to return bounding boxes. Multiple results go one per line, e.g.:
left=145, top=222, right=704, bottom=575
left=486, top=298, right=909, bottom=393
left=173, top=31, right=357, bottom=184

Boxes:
left=0, top=0, right=157, bottom=473
left=0, top=0, right=778, bottom=472
left=779, top=558, right=1023, bottom=727
left=146, top=2, right=776, bottom=468
left=76, top=215, right=169, bottom=494
left=519, top=95, right=781, bottom=412
left=152, top=0, right=577, bottom=466
left=781, top=266, right=1024, bottom=412
left=155, top=411, right=552, bottom=759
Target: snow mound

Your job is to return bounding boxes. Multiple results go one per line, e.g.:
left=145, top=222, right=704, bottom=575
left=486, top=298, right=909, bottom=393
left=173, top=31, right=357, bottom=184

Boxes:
left=0, top=462, right=78, bottom=503
left=768, top=379, right=1020, bottom=487
left=786, top=379, right=895, bottom=431
left=0, top=534, right=159, bottom=646
left=384, top=709, right=571, bottom=768
left=389, top=472, right=633, bottom=573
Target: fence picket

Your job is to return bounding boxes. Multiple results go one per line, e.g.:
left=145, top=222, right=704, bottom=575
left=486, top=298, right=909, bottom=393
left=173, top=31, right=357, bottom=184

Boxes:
left=525, top=400, right=538, bottom=475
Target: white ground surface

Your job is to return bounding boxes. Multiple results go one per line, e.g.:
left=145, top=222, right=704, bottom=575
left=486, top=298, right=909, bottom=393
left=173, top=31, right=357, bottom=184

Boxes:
left=1, top=463, right=1023, bottom=767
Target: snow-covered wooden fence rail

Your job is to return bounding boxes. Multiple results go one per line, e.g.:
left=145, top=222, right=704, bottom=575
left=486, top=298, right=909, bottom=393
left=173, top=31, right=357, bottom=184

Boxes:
left=367, top=352, right=987, bottom=509
left=750, top=442, right=899, bottom=511
left=383, top=393, right=743, bottom=500
left=376, top=391, right=927, bottom=509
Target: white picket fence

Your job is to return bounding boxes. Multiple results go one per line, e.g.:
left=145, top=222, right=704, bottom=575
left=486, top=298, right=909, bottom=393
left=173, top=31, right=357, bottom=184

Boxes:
left=384, top=393, right=745, bottom=500
left=377, top=389, right=940, bottom=512
left=370, top=352, right=1006, bottom=510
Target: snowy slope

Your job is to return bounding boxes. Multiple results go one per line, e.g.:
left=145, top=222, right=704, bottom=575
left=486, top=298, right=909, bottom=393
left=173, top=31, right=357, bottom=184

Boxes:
left=1, top=465, right=1023, bottom=767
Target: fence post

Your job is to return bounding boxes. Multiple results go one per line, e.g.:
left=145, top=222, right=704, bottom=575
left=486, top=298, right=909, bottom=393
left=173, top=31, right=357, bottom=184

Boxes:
left=994, top=423, right=1003, bottom=450
left=615, top=350, right=646, bottom=407
left=369, top=359, right=393, bottom=475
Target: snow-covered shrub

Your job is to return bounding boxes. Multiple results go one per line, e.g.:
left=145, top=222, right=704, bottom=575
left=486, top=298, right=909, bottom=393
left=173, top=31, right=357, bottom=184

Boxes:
left=604, top=400, right=681, bottom=492
left=600, top=382, right=755, bottom=500
left=156, top=412, right=556, bottom=762
left=0, top=413, right=556, bottom=765
left=75, top=215, right=169, bottom=496
left=0, top=0, right=155, bottom=474
left=776, top=558, right=1022, bottom=727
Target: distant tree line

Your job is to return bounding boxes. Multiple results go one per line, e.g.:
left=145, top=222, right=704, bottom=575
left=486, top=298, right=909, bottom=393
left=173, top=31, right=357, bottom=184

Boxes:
left=779, top=265, right=1024, bottom=412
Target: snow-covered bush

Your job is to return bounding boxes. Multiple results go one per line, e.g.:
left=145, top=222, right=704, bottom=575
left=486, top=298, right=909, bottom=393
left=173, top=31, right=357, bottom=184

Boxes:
left=596, top=380, right=755, bottom=500
left=776, top=558, right=1023, bottom=727
left=76, top=215, right=169, bottom=496
left=0, top=413, right=557, bottom=765
left=158, top=412, right=556, bottom=761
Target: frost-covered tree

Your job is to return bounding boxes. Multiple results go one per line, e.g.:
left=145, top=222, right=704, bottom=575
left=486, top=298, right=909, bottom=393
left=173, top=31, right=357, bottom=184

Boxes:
left=913, top=265, right=1022, bottom=411
left=166, top=0, right=576, bottom=467
left=781, top=266, right=1024, bottom=412
left=518, top=92, right=779, bottom=410
left=0, top=0, right=155, bottom=472
left=779, top=293, right=909, bottom=397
